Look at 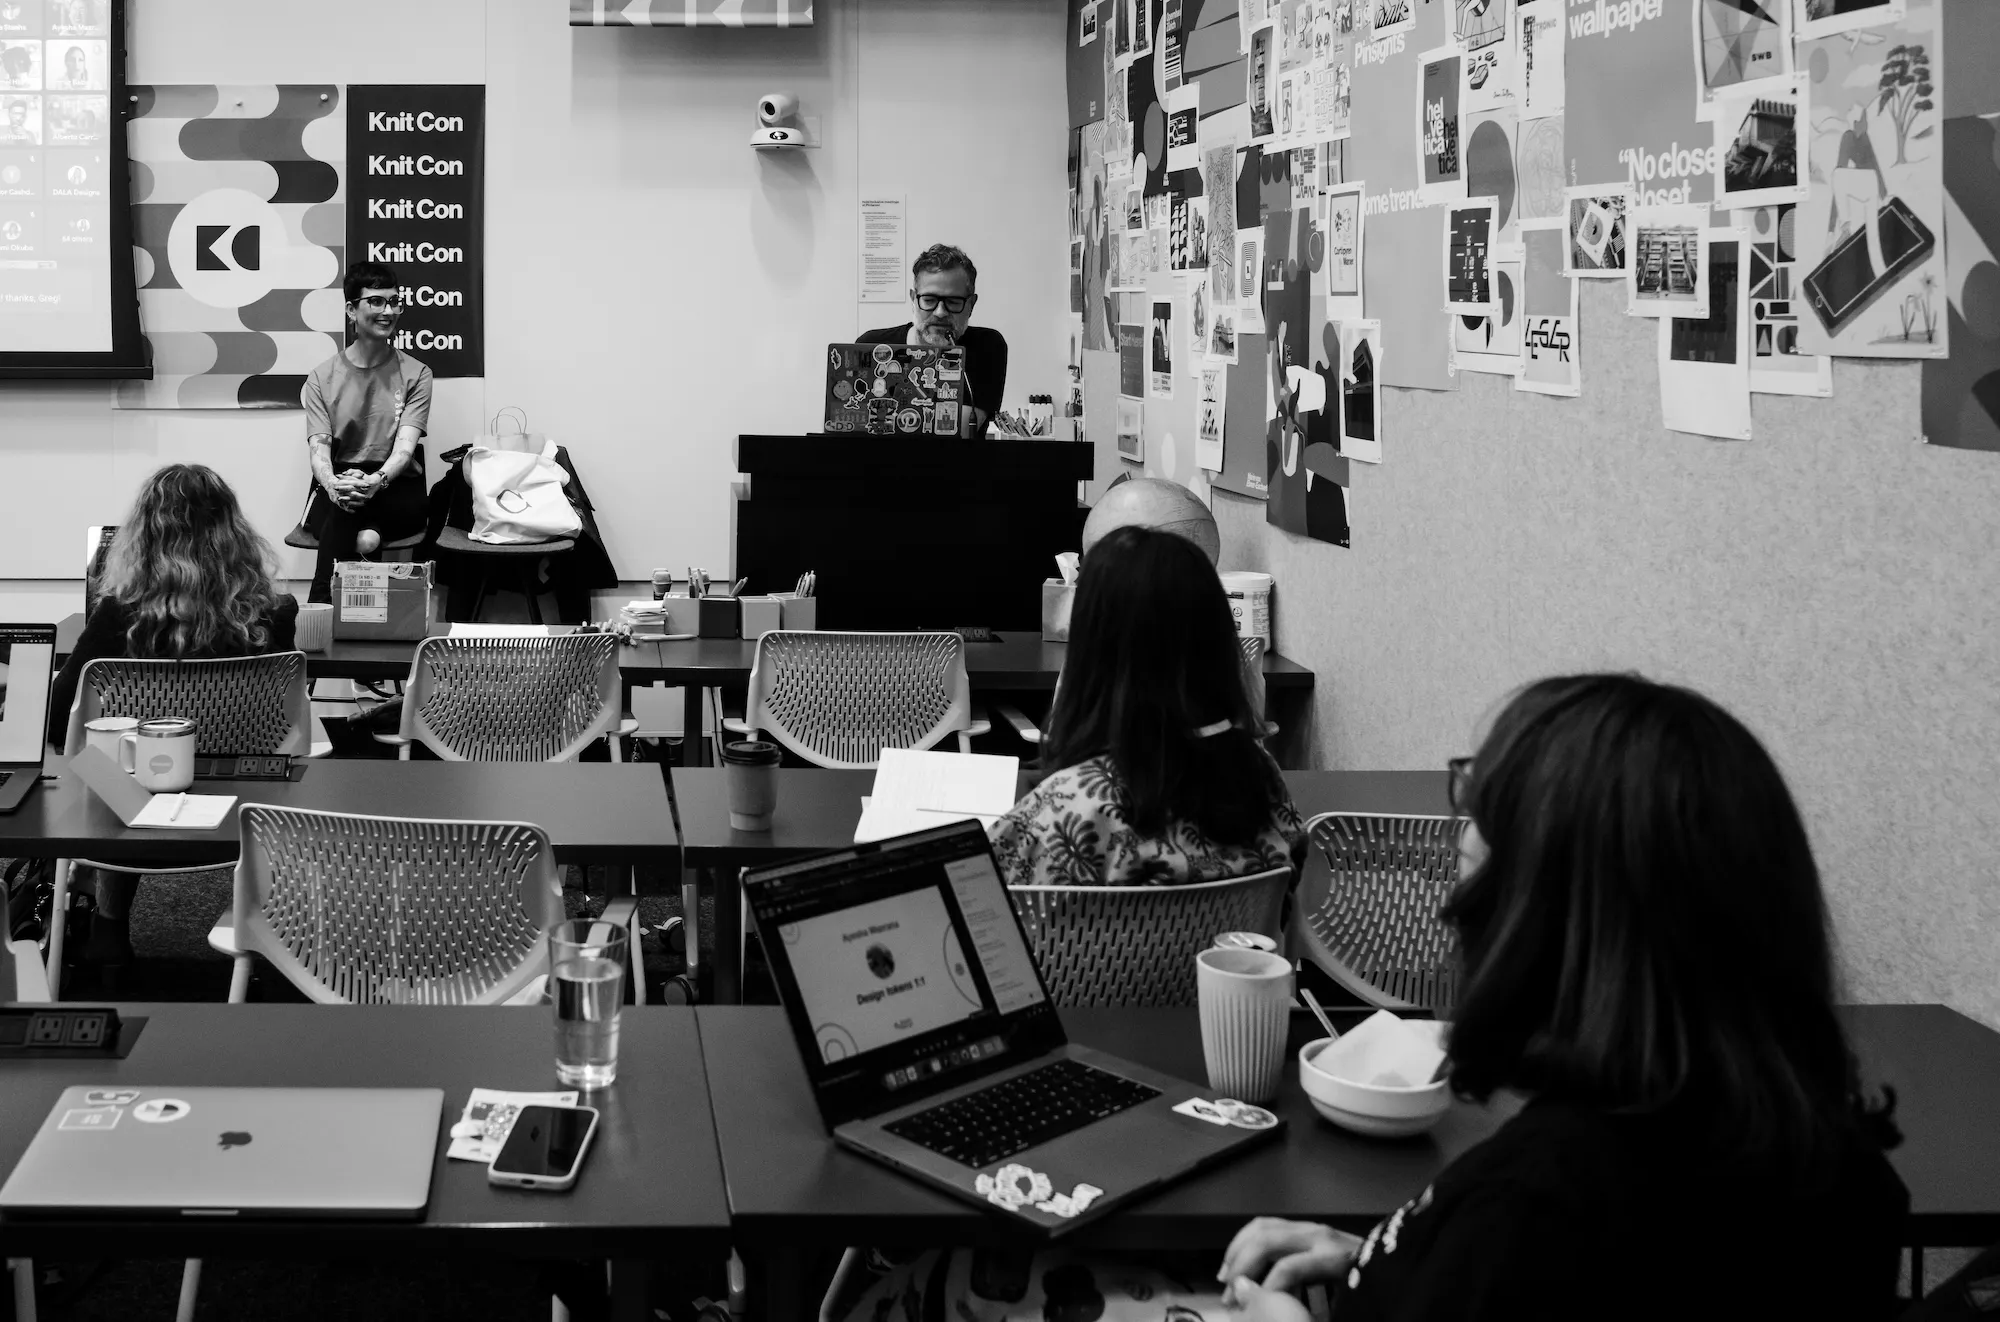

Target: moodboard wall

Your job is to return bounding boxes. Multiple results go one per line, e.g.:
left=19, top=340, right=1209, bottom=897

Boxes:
left=1200, top=278, right=2000, bottom=1027
left=0, top=0, right=1072, bottom=602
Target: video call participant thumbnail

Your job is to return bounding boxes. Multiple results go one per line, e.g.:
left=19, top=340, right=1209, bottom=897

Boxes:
left=857, top=243, right=1008, bottom=439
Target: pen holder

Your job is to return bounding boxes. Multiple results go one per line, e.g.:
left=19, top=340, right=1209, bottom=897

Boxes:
left=662, top=593, right=702, bottom=636
left=772, top=593, right=817, bottom=631
left=740, top=596, right=784, bottom=640
left=1042, top=579, right=1075, bottom=642
left=698, top=595, right=742, bottom=639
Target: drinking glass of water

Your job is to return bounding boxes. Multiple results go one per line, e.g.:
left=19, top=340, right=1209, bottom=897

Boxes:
left=549, top=919, right=628, bottom=1089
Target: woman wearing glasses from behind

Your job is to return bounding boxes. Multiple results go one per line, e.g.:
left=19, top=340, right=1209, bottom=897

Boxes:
left=857, top=242, right=1008, bottom=438
left=299, top=260, right=433, bottom=603
left=1223, top=674, right=1908, bottom=1322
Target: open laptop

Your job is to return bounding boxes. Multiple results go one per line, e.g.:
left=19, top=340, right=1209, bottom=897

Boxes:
left=744, top=820, right=1284, bottom=1235
left=0, top=623, right=56, bottom=813
left=822, top=342, right=968, bottom=436
left=0, top=1087, right=444, bottom=1219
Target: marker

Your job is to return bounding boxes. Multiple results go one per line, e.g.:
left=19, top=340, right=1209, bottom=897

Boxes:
left=167, top=793, right=186, bottom=822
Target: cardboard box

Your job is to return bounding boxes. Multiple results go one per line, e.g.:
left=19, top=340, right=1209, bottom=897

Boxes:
left=333, top=561, right=434, bottom=640
left=740, top=596, right=784, bottom=640
left=697, top=595, right=741, bottom=639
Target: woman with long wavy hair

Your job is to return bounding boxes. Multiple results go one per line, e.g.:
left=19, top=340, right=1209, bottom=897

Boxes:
left=49, top=463, right=297, bottom=974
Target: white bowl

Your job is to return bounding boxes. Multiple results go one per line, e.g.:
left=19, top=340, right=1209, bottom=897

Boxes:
left=1297, top=1027, right=1452, bottom=1139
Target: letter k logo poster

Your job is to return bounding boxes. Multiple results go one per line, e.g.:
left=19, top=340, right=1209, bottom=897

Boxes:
left=1565, top=0, right=1717, bottom=208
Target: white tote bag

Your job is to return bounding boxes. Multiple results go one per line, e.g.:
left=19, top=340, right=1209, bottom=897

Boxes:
left=466, top=438, right=583, bottom=544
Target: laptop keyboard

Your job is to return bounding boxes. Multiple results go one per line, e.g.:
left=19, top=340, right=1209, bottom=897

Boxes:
left=884, top=1058, right=1161, bottom=1170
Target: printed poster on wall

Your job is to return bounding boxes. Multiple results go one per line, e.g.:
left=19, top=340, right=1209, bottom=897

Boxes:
left=1793, top=0, right=1945, bottom=358
left=1659, top=230, right=1753, bottom=438
left=1416, top=47, right=1464, bottom=203
left=1693, top=0, right=1791, bottom=122
left=1338, top=317, right=1382, bottom=463
left=1920, top=112, right=2000, bottom=449
left=1517, top=219, right=1581, bottom=394
left=1565, top=0, right=1717, bottom=207
left=118, top=85, right=344, bottom=409
left=1518, top=0, right=1565, bottom=119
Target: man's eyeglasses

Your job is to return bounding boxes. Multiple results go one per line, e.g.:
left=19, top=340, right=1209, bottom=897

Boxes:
left=1446, top=757, right=1475, bottom=816
left=352, top=295, right=404, bottom=313
left=914, top=293, right=972, bottom=314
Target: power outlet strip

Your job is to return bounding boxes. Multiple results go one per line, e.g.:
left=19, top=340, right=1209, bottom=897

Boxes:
left=1, top=1007, right=123, bottom=1053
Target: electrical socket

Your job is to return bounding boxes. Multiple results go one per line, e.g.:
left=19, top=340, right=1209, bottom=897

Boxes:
left=28, top=1013, right=67, bottom=1045
left=66, top=1012, right=107, bottom=1046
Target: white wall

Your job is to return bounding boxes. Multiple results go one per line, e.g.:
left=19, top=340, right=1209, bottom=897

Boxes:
left=0, top=0, right=1071, bottom=603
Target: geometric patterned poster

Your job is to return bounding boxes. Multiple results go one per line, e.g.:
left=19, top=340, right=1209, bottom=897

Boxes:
left=116, top=85, right=343, bottom=409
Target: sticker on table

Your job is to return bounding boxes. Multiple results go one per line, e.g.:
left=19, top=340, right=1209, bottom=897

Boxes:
left=1214, top=1098, right=1279, bottom=1130
left=84, top=1089, right=141, bottom=1106
left=60, top=1107, right=121, bottom=1131
left=133, top=1097, right=191, bottom=1124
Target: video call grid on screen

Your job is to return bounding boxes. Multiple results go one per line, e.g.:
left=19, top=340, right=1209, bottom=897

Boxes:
left=0, top=0, right=115, bottom=355
left=755, top=839, right=1050, bottom=1071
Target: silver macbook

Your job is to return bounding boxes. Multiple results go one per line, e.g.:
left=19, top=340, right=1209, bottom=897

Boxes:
left=0, top=1087, right=444, bottom=1219
left=0, top=623, right=55, bottom=813
left=744, top=821, right=1283, bottom=1237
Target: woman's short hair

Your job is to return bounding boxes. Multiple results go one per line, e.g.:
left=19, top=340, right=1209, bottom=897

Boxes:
left=99, top=464, right=281, bottom=660
left=1041, top=525, right=1285, bottom=846
left=1443, top=673, right=1897, bottom=1169
left=343, top=260, right=399, bottom=304
left=911, top=243, right=977, bottom=291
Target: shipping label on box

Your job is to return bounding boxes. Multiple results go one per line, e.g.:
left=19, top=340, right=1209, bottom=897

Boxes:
left=333, top=560, right=435, bottom=640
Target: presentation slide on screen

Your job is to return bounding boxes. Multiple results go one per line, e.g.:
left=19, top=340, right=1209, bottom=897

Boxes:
left=0, top=0, right=115, bottom=353
left=782, top=888, right=985, bottom=1063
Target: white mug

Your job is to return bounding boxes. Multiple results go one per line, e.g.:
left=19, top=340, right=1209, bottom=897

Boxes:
left=84, top=716, right=139, bottom=763
left=119, top=716, right=196, bottom=793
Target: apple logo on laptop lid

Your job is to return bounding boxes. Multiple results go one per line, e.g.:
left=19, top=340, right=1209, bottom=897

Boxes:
left=218, top=1131, right=252, bottom=1150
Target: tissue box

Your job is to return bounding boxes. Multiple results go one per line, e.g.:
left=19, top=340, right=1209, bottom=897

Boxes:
left=333, top=561, right=434, bottom=640
left=697, top=595, right=741, bottom=639
left=772, top=593, right=818, bottom=631
left=740, top=596, right=784, bottom=640
left=1041, top=579, right=1075, bottom=641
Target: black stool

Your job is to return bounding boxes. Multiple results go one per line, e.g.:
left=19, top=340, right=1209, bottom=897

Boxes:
left=435, top=526, right=576, bottom=624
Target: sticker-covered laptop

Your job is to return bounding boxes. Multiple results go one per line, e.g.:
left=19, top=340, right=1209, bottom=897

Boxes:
left=744, top=820, right=1283, bottom=1236
left=822, top=342, right=967, bottom=436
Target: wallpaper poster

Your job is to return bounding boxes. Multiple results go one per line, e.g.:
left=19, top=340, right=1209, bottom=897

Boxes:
left=119, top=85, right=344, bottom=409
left=1735, top=203, right=1832, bottom=395
left=1338, top=317, right=1383, bottom=462
left=1196, top=363, right=1228, bottom=468
left=1117, top=396, right=1145, bottom=460
left=1518, top=113, right=1567, bottom=219
left=1445, top=198, right=1497, bottom=313
left=1659, top=231, right=1753, bottom=438
left=1565, top=183, right=1630, bottom=276
left=1248, top=22, right=1277, bottom=141
left=1364, top=202, right=1457, bottom=388
left=1517, top=0, right=1565, bottom=119
left=1068, top=0, right=1110, bottom=126
left=1416, top=47, right=1464, bottom=203
left=1565, top=0, right=1717, bottom=207
left=1921, top=113, right=2000, bottom=448
left=1453, top=251, right=1526, bottom=374
left=346, top=84, right=484, bottom=378
left=1793, top=0, right=1945, bottom=358
left=1626, top=203, right=1709, bottom=317
left=1456, top=0, right=1517, bottom=117
left=1118, top=321, right=1146, bottom=396
left=1149, top=296, right=1177, bottom=396
left=1079, top=122, right=1115, bottom=352
left=1692, top=0, right=1791, bottom=122
left=1465, top=105, right=1521, bottom=245
left=1794, top=0, right=1905, bottom=41
left=1204, top=124, right=1242, bottom=306
left=1517, top=219, right=1581, bottom=394
left=1323, top=180, right=1365, bottom=319
left=1210, top=302, right=1241, bottom=361
left=1710, top=73, right=1807, bottom=210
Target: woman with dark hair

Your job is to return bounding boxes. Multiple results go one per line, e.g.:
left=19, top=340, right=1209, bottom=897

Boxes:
left=1221, top=674, right=1909, bottom=1321
left=49, top=463, right=296, bottom=973
left=988, top=524, right=1303, bottom=886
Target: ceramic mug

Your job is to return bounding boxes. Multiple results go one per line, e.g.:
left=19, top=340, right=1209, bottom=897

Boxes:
left=83, top=716, right=139, bottom=763
left=119, top=716, right=196, bottom=793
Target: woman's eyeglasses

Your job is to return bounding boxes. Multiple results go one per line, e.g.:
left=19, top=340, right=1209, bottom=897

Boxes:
left=914, top=293, right=972, bottom=314
left=1446, top=757, right=1475, bottom=816
left=352, top=295, right=404, bottom=313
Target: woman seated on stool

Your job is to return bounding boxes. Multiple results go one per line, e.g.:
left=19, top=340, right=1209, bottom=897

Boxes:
left=1222, top=674, right=1909, bottom=1322
left=988, top=524, right=1304, bottom=886
left=49, top=464, right=297, bottom=977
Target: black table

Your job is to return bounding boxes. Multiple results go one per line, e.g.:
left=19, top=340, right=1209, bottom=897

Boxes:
left=670, top=769, right=1446, bottom=1003
left=0, top=1004, right=728, bottom=1322
left=0, top=760, right=678, bottom=869
left=701, top=1003, right=2000, bottom=1312
left=624, top=633, right=1316, bottom=768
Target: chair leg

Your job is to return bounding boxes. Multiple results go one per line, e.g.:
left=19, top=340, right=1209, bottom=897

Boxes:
left=228, top=954, right=253, bottom=1004
left=523, top=561, right=545, bottom=626
left=398, top=743, right=413, bottom=761
left=469, top=562, right=492, bottom=623
left=176, top=1258, right=201, bottom=1322
left=45, top=860, right=70, bottom=1001
left=681, top=871, right=702, bottom=988
left=10, top=1257, right=36, bottom=1322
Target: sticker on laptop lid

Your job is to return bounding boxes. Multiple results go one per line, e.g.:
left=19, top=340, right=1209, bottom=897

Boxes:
left=83, top=1088, right=141, bottom=1106
left=1171, top=1097, right=1231, bottom=1126
left=59, top=1107, right=120, bottom=1131
left=974, top=1163, right=1107, bottom=1220
left=132, top=1097, right=190, bottom=1124
left=1214, top=1099, right=1279, bottom=1130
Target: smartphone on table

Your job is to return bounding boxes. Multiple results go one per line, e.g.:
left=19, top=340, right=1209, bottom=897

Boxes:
left=487, top=1104, right=600, bottom=1191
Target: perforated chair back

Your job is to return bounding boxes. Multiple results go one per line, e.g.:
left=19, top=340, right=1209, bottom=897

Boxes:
left=1009, top=866, right=1292, bottom=1007
left=63, top=653, right=312, bottom=757
left=1292, top=812, right=1461, bottom=1010
left=400, top=632, right=620, bottom=761
left=741, top=630, right=975, bottom=769
left=233, top=804, right=562, bottom=1005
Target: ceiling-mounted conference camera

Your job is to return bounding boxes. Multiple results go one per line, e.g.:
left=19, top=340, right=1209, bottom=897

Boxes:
left=752, top=90, right=815, bottom=149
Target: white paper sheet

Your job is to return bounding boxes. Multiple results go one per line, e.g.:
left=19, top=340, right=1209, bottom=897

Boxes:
left=1658, top=229, right=1753, bottom=440
left=1627, top=203, right=1712, bottom=318
left=859, top=195, right=907, bottom=304
left=854, top=749, right=1020, bottom=844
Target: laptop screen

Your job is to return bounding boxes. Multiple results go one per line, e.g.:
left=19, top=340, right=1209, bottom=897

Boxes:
left=0, top=624, right=56, bottom=762
left=745, top=820, right=1065, bottom=1126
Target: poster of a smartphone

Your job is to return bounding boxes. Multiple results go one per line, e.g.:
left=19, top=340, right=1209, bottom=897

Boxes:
left=1800, top=197, right=1935, bottom=334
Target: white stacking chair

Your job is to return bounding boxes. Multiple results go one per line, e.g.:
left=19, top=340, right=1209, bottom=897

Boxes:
left=720, top=630, right=989, bottom=768
left=1009, top=865, right=1292, bottom=1007
left=380, top=632, right=632, bottom=762
left=46, top=652, right=321, bottom=998
left=1291, top=812, right=1463, bottom=1010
